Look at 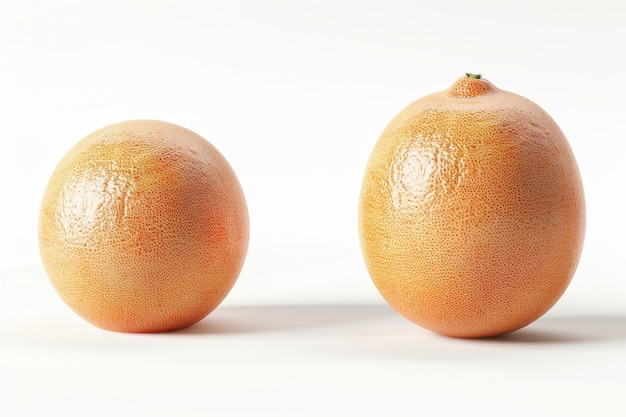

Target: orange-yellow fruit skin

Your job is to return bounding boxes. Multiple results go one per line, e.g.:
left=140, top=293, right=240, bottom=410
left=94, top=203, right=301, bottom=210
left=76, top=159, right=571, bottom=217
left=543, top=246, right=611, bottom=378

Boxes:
left=358, top=76, right=585, bottom=338
left=39, top=120, right=249, bottom=333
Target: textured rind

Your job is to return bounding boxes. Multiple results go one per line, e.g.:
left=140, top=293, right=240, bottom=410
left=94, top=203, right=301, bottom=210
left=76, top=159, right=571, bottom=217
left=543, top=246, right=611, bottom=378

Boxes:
left=39, top=120, right=249, bottom=333
left=358, top=77, right=585, bottom=338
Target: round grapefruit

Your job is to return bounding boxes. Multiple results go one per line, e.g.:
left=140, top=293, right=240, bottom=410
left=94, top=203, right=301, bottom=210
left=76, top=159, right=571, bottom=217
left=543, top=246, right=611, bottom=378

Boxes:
left=358, top=74, right=585, bottom=338
left=39, top=120, right=249, bottom=333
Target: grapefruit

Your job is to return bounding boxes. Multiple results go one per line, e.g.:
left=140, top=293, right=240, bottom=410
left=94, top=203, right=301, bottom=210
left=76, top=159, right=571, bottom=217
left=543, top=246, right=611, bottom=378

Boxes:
left=358, top=74, right=585, bottom=338
left=39, top=120, right=249, bottom=333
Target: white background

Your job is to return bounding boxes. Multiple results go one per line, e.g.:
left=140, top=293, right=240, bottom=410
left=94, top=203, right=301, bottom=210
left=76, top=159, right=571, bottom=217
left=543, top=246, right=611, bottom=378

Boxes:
left=1, top=1, right=625, bottom=416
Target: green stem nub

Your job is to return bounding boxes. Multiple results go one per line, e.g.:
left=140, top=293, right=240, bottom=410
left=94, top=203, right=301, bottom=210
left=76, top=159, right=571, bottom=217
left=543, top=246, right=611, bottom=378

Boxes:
left=465, top=73, right=482, bottom=79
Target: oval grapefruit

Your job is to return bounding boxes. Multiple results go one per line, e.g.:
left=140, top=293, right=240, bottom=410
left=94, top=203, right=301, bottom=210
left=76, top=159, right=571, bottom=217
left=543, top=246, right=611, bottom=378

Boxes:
left=358, top=74, right=585, bottom=338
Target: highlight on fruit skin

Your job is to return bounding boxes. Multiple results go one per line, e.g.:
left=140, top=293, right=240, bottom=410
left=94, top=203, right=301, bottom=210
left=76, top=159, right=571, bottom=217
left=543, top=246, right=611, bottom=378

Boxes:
left=38, top=120, right=249, bottom=333
left=358, top=74, right=585, bottom=338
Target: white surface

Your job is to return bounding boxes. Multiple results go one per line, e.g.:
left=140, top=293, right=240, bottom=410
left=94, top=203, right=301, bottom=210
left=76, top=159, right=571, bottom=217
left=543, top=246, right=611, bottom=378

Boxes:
left=2, top=263, right=626, bottom=417
left=1, top=1, right=626, bottom=416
